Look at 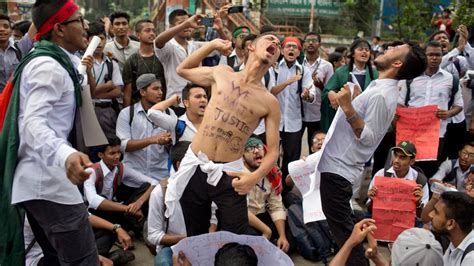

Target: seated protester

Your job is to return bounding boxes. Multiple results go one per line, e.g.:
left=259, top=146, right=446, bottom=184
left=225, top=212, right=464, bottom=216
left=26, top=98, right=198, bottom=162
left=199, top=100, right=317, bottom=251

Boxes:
left=148, top=141, right=218, bottom=266
left=83, top=136, right=158, bottom=234
left=431, top=141, right=474, bottom=191
left=244, top=137, right=291, bottom=253
left=147, top=83, right=209, bottom=143
left=329, top=219, right=443, bottom=266
left=116, top=74, right=173, bottom=181
left=87, top=21, right=123, bottom=138
left=428, top=192, right=474, bottom=265
left=24, top=213, right=131, bottom=266
left=368, top=141, right=429, bottom=217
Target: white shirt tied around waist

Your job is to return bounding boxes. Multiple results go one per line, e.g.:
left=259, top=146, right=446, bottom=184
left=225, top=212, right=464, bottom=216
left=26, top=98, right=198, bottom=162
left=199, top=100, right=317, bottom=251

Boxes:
left=165, top=147, right=244, bottom=218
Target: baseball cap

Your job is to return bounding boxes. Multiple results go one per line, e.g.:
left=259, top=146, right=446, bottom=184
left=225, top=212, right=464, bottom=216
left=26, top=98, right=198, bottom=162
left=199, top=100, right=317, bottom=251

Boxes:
left=391, top=140, right=416, bottom=157
left=136, top=74, right=158, bottom=90
left=391, top=228, right=443, bottom=266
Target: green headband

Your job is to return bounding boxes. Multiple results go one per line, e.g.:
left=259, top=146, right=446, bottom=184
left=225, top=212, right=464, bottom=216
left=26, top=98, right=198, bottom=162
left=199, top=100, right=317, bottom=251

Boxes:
left=233, top=27, right=250, bottom=38
left=245, top=137, right=263, bottom=149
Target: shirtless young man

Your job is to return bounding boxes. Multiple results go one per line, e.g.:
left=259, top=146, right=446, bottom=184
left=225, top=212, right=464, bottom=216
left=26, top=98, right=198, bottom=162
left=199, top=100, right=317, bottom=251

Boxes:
left=165, top=35, right=282, bottom=236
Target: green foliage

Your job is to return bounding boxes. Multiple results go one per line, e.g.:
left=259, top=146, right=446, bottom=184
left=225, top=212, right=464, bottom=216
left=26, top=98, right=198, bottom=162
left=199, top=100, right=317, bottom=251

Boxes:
left=453, top=0, right=474, bottom=27
left=389, top=0, right=441, bottom=41
left=341, top=0, right=380, bottom=36
left=78, top=0, right=151, bottom=22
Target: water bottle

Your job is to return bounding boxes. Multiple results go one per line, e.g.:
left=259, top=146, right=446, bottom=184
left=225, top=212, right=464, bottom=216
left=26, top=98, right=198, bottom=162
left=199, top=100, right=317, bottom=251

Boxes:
left=431, top=182, right=457, bottom=194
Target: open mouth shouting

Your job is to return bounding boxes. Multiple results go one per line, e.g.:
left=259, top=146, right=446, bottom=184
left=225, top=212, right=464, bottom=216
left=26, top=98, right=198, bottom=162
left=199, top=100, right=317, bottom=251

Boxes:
left=266, top=44, right=277, bottom=57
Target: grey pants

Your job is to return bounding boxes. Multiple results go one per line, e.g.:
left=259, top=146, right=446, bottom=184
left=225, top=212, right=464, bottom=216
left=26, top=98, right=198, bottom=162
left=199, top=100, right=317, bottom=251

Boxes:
left=23, top=200, right=99, bottom=266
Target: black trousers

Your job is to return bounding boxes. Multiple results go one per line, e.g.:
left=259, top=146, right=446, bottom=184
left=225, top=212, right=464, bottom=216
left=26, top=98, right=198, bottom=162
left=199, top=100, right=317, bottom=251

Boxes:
left=23, top=200, right=99, bottom=266
left=372, top=131, right=396, bottom=176
left=415, top=138, right=445, bottom=179
left=180, top=166, right=249, bottom=236
left=280, top=130, right=303, bottom=189
left=320, top=172, right=369, bottom=266
left=302, top=121, right=321, bottom=153
left=440, top=121, right=466, bottom=161
left=94, top=229, right=117, bottom=256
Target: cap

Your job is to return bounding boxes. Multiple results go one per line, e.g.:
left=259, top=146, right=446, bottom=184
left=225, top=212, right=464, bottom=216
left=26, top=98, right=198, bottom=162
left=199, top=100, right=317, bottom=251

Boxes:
left=232, top=26, right=251, bottom=38
left=136, top=74, right=158, bottom=90
left=391, top=228, right=443, bottom=266
left=392, top=140, right=416, bottom=157
left=245, top=137, right=263, bottom=150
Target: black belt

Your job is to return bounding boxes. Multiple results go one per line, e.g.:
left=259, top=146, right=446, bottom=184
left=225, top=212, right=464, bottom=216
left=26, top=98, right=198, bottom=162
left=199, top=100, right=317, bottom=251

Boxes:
left=94, top=102, right=112, bottom=108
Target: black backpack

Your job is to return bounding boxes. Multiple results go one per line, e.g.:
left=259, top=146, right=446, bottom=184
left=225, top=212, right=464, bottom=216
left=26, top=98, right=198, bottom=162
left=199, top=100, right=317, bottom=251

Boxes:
left=287, top=203, right=336, bottom=263
left=442, top=159, right=474, bottom=185
left=383, top=166, right=427, bottom=188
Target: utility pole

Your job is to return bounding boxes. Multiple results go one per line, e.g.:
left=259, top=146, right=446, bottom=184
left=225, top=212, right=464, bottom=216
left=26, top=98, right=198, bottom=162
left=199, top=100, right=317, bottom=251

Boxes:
left=309, top=0, right=315, bottom=32
left=375, top=0, right=384, bottom=36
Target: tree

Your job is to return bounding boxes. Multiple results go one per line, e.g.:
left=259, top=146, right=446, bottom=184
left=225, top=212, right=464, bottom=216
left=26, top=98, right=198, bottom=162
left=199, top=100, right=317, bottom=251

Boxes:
left=342, top=0, right=380, bottom=36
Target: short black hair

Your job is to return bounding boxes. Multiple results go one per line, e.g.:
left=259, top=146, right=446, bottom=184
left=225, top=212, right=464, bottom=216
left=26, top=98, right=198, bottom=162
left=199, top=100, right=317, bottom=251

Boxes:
left=373, top=36, right=381, bottom=41
left=0, top=14, right=11, bottom=25
left=96, top=136, right=122, bottom=154
left=170, top=141, right=191, bottom=171
left=241, top=33, right=257, bottom=50
left=334, top=46, right=348, bottom=54
left=440, top=191, right=474, bottom=233
left=110, top=11, right=130, bottom=24
left=463, top=141, right=474, bottom=150
left=395, top=41, right=427, bottom=80
left=429, top=30, right=449, bottom=41
left=304, top=32, right=321, bottom=43
left=182, top=83, right=206, bottom=101
left=424, top=40, right=443, bottom=51
left=135, top=19, right=153, bottom=33
left=260, top=24, right=276, bottom=35
left=328, top=52, right=343, bottom=65
left=87, top=21, right=105, bottom=37
left=169, top=9, right=188, bottom=24
left=12, top=20, right=31, bottom=35
left=214, top=243, right=258, bottom=266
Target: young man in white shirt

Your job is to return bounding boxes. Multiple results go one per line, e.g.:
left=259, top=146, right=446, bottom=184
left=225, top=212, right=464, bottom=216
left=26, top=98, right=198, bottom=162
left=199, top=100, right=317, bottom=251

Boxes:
left=318, top=42, right=427, bottom=266
left=116, top=74, right=173, bottom=181
left=301, top=32, right=334, bottom=151
left=270, top=36, right=315, bottom=183
left=398, top=41, right=463, bottom=178
left=84, top=136, right=157, bottom=230
left=429, top=191, right=474, bottom=266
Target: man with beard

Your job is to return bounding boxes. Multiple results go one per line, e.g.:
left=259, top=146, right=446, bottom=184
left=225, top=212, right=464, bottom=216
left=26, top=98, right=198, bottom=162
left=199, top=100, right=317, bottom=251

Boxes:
left=122, top=19, right=165, bottom=107
left=3, top=0, right=100, bottom=264
left=165, top=35, right=282, bottom=237
left=398, top=41, right=463, bottom=178
left=244, top=137, right=290, bottom=253
left=318, top=42, right=427, bottom=265
left=428, top=191, right=474, bottom=265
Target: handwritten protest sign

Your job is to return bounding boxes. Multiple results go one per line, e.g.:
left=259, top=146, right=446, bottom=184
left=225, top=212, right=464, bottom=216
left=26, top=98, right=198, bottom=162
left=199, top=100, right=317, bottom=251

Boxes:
left=171, top=231, right=294, bottom=266
left=396, top=105, right=440, bottom=161
left=288, top=152, right=326, bottom=222
left=373, top=176, right=416, bottom=242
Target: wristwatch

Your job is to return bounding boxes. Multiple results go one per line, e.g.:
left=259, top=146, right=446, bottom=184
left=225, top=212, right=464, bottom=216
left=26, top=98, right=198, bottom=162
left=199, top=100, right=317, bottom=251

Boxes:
left=112, top=224, right=122, bottom=234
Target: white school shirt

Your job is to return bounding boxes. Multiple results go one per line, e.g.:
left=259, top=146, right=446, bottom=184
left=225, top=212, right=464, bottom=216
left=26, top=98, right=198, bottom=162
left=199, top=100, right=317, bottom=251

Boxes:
left=431, top=159, right=472, bottom=191
left=275, top=59, right=316, bottom=132
left=92, top=55, right=124, bottom=103
left=116, top=102, right=171, bottom=181
left=155, top=38, right=207, bottom=99
left=12, top=48, right=83, bottom=204
left=83, top=160, right=158, bottom=210
left=371, top=167, right=429, bottom=206
left=398, top=69, right=463, bottom=137
left=443, top=230, right=474, bottom=266
left=441, top=43, right=474, bottom=71
left=318, top=79, right=399, bottom=184
left=147, top=185, right=187, bottom=254
left=302, top=57, right=334, bottom=122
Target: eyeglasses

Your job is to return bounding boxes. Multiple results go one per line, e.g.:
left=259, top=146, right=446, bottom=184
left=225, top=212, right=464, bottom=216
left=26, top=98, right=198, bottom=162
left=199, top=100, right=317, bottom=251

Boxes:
left=305, top=38, right=319, bottom=43
left=284, top=43, right=298, bottom=49
left=312, top=138, right=324, bottom=145
left=60, top=17, right=85, bottom=28
left=244, top=144, right=264, bottom=153
left=459, top=150, right=474, bottom=159
left=237, top=34, right=249, bottom=39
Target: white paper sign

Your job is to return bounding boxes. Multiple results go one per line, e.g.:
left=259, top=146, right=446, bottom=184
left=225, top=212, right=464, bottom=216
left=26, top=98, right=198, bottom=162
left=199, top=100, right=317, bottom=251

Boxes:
left=171, top=231, right=293, bottom=266
left=79, top=85, right=108, bottom=147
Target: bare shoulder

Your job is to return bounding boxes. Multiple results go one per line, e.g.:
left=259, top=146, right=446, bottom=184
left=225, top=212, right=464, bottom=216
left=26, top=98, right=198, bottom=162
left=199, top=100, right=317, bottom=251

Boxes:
left=214, top=64, right=234, bottom=74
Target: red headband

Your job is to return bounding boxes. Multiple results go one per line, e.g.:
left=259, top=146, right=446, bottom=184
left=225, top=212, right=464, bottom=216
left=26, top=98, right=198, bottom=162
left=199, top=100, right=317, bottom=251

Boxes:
left=282, top=37, right=302, bottom=50
left=34, top=0, right=79, bottom=41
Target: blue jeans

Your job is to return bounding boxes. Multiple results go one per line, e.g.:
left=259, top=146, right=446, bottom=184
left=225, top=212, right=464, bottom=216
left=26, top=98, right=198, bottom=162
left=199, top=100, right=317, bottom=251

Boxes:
left=155, top=246, right=172, bottom=266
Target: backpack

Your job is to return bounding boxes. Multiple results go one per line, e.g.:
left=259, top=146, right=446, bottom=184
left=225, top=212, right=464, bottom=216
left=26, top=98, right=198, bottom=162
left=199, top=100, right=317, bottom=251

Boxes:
left=442, top=159, right=474, bottom=184
left=159, top=179, right=169, bottom=233
left=384, top=165, right=427, bottom=188
left=287, top=203, right=336, bottom=263
left=274, top=64, right=305, bottom=118
left=404, top=75, right=459, bottom=108
left=462, top=242, right=474, bottom=263
left=13, top=43, right=22, bottom=62
left=91, top=162, right=124, bottom=197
